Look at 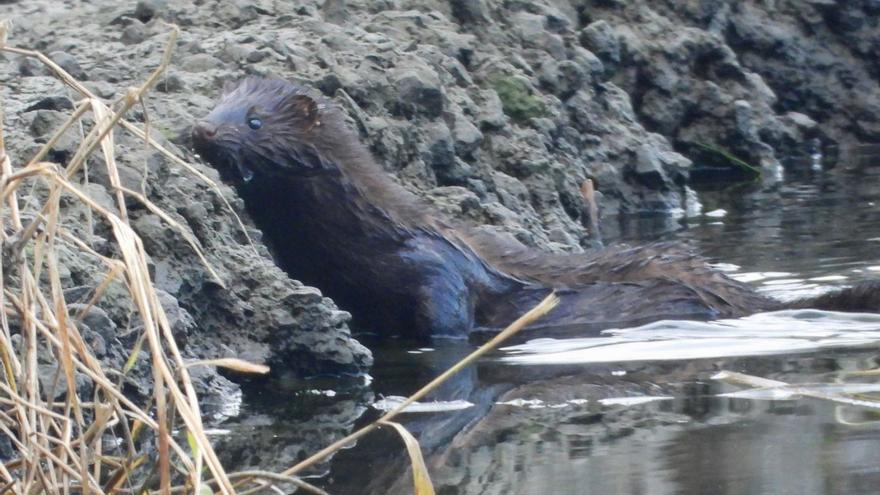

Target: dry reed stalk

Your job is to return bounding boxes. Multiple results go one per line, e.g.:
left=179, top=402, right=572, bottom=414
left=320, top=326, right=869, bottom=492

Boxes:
left=0, top=23, right=254, bottom=495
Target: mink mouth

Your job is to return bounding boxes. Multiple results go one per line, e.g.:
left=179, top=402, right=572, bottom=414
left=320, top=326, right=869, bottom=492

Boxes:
left=191, top=131, right=258, bottom=185
left=195, top=148, right=254, bottom=186
left=231, top=159, right=255, bottom=183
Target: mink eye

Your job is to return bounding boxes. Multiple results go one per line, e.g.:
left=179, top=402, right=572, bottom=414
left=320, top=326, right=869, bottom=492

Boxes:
left=247, top=117, right=263, bottom=130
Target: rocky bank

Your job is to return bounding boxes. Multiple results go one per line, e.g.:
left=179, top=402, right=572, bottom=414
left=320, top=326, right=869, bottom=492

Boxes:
left=1, top=0, right=879, bottom=401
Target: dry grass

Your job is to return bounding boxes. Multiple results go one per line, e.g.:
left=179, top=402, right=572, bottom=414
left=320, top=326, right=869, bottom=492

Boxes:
left=0, top=22, right=242, bottom=495
left=0, top=20, right=560, bottom=495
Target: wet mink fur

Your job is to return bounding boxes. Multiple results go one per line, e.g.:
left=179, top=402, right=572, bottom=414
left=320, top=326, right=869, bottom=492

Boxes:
left=191, top=78, right=879, bottom=339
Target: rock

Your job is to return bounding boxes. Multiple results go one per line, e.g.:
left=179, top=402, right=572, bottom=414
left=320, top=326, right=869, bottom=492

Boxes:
left=246, top=49, right=269, bottom=63
left=475, top=89, right=506, bottom=130
left=85, top=80, right=116, bottom=98
left=214, top=1, right=260, bottom=27
left=180, top=53, right=223, bottom=73
left=89, top=161, right=155, bottom=203
left=450, top=0, right=490, bottom=24
left=156, top=289, right=196, bottom=342
left=633, top=144, right=669, bottom=189
left=322, top=0, right=350, bottom=24
left=428, top=185, right=483, bottom=217
left=492, top=171, right=531, bottom=209
left=48, top=51, right=87, bottom=80
left=512, top=11, right=566, bottom=59
left=452, top=116, right=483, bottom=157
left=219, top=42, right=250, bottom=63
left=68, top=304, right=117, bottom=344
left=186, top=365, right=242, bottom=422
left=391, top=64, right=445, bottom=118
left=580, top=20, right=621, bottom=75
left=18, top=57, right=48, bottom=77
left=82, top=328, right=108, bottom=358
left=121, top=21, right=148, bottom=45
left=514, top=11, right=544, bottom=40
left=156, top=72, right=185, bottom=92
left=38, top=364, right=93, bottom=402
left=540, top=59, right=587, bottom=98
left=81, top=183, right=117, bottom=214
left=134, top=0, right=168, bottom=22
left=28, top=109, right=62, bottom=137
left=0, top=436, right=13, bottom=461
left=782, top=112, right=818, bottom=131
left=27, top=110, right=78, bottom=164
left=24, top=95, right=73, bottom=112
left=423, top=122, right=457, bottom=179
left=131, top=214, right=170, bottom=255
left=733, top=100, right=756, bottom=140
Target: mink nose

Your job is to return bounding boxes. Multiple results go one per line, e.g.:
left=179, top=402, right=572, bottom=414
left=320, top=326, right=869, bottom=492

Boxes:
left=192, top=122, right=218, bottom=142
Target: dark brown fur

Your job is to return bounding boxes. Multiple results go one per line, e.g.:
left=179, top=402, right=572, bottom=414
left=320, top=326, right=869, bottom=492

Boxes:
left=192, top=78, right=875, bottom=339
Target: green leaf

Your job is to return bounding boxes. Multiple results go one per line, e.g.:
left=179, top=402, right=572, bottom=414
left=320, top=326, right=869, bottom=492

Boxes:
left=186, top=429, right=199, bottom=458
left=695, top=142, right=762, bottom=178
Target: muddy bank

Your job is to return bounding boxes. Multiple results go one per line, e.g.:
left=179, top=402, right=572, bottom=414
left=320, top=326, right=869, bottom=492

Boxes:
left=580, top=0, right=880, bottom=173
left=1, top=0, right=879, bottom=402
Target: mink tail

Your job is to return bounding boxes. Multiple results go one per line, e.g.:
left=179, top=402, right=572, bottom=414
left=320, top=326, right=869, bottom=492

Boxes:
left=787, top=281, right=880, bottom=312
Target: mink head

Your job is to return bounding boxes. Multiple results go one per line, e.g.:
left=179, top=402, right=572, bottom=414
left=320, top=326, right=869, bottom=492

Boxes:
left=192, top=78, right=337, bottom=185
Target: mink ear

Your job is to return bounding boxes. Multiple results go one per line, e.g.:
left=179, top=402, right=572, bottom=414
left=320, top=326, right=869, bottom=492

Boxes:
left=283, top=94, right=321, bottom=130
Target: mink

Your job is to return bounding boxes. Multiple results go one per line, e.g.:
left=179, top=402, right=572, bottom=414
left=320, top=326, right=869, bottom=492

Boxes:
left=191, top=78, right=877, bottom=339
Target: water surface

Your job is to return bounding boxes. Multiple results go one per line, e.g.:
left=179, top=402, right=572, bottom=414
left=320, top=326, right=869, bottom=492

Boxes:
left=223, top=164, right=880, bottom=494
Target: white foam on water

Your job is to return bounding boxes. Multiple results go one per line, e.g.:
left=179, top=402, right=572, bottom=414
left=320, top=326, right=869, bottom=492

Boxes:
left=372, top=396, right=474, bottom=413
left=501, top=310, right=880, bottom=365
left=808, top=275, right=849, bottom=282
left=711, top=262, right=741, bottom=272
left=732, top=271, right=795, bottom=283
left=718, top=383, right=880, bottom=401
left=598, top=396, right=674, bottom=407
left=496, top=398, right=595, bottom=409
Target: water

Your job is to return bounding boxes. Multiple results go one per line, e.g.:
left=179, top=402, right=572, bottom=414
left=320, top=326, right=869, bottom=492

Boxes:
left=502, top=311, right=880, bottom=364
left=218, top=164, right=880, bottom=494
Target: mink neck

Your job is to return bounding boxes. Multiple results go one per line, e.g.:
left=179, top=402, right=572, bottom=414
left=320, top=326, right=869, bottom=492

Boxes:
left=240, top=166, right=415, bottom=255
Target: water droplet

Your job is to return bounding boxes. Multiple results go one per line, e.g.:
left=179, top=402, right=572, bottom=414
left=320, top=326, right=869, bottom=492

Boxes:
left=238, top=163, right=254, bottom=183
left=810, top=138, right=823, bottom=171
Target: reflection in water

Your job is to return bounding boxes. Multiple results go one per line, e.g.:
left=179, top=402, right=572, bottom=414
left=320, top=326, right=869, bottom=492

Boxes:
left=212, top=380, right=373, bottom=479
left=328, top=351, right=880, bottom=495
left=231, top=167, right=880, bottom=494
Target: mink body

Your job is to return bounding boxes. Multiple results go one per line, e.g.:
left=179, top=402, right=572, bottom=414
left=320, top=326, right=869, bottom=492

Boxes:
left=192, top=78, right=877, bottom=339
